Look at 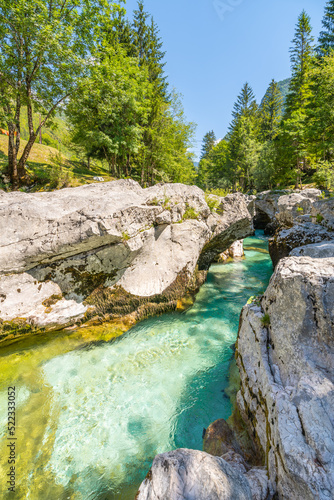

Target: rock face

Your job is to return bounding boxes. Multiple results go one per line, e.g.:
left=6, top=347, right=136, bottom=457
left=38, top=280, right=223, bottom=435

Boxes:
left=218, top=240, right=244, bottom=262
left=236, top=254, right=334, bottom=499
left=254, top=189, right=322, bottom=233
left=269, top=223, right=333, bottom=267
left=312, top=198, right=334, bottom=230
left=135, top=448, right=271, bottom=500
left=0, top=180, right=253, bottom=337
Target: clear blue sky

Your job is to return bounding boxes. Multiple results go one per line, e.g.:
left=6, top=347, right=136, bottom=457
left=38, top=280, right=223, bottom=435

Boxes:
left=125, top=0, right=324, bottom=159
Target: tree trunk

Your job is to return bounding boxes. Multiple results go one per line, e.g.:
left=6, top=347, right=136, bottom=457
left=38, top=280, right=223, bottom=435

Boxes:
left=7, top=125, right=18, bottom=188
left=17, top=133, right=38, bottom=179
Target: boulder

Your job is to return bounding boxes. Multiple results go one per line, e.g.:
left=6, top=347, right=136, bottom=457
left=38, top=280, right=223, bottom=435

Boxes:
left=290, top=241, right=334, bottom=259
left=254, top=189, right=321, bottom=231
left=311, top=198, right=334, bottom=230
left=135, top=448, right=271, bottom=500
left=236, top=256, right=334, bottom=499
left=269, top=223, right=332, bottom=267
left=0, top=181, right=253, bottom=338
left=218, top=240, right=244, bottom=262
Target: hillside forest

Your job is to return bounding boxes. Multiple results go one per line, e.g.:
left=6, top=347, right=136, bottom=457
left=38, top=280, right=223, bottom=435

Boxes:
left=1, top=1, right=334, bottom=193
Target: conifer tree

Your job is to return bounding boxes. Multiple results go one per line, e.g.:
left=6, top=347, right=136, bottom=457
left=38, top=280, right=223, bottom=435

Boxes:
left=228, top=83, right=259, bottom=191
left=260, top=80, right=283, bottom=140
left=200, top=131, right=216, bottom=160
left=280, top=11, right=315, bottom=188
left=318, top=1, right=334, bottom=55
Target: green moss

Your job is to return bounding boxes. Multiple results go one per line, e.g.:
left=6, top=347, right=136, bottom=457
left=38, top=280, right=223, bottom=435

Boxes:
left=42, top=294, right=62, bottom=307
left=0, top=318, right=39, bottom=340
left=84, top=267, right=207, bottom=323
left=122, top=231, right=130, bottom=242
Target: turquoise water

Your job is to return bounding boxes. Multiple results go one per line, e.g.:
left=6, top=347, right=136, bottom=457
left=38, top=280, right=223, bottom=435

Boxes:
left=0, top=232, right=272, bottom=500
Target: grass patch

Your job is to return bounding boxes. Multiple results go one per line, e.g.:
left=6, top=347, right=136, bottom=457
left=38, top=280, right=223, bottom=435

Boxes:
left=0, top=135, right=114, bottom=191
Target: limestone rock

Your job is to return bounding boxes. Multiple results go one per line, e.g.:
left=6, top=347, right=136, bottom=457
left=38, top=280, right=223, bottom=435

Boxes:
left=136, top=448, right=271, bottom=500
left=0, top=181, right=253, bottom=336
left=312, top=198, right=334, bottom=230
left=269, top=223, right=332, bottom=267
left=290, top=240, right=334, bottom=259
left=236, top=256, right=334, bottom=499
left=254, top=189, right=321, bottom=231
left=276, top=190, right=321, bottom=227
left=218, top=240, right=244, bottom=262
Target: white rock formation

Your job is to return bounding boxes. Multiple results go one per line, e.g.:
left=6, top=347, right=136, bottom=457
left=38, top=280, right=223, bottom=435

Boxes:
left=136, top=448, right=271, bottom=500
left=255, top=189, right=322, bottom=231
left=219, top=240, right=244, bottom=262
left=236, top=256, right=334, bottom=499
left=0, top=180, right=253, bottom=335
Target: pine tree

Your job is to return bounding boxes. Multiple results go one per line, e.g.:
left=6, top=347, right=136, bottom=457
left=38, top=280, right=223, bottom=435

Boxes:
left=230, top=82, right=257, bottom=124
left=260, top=80, right=283, bottom=140
left=132, top=1, right=150, bottom=63
left=200, top=131, right=216, bottom=160
left=286, top=11, right=314, bottom=112
left=318, top=1, right=334, bottom=55
left=228, top=83, right=259, bottom=191
left=146, top=17, right=168, bottom=99
left=280, top=11, right=315, bottom=188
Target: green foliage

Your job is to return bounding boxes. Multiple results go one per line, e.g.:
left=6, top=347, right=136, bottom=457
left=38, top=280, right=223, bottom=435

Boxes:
left=261, top=313, right=271, bottom=328
left=200, top=131, right=216, bottom=160
left=48, top=152, right=73, bottom=189
left=122, top=231, right=130, bottom=242
left=316, top=213, right=324, bottom=223
left=205, top=195, right=220, bottom=213
left=259, top=80, right=283, bottom=141
left=318, top=0, right=334, bottom=55
left=182, top=204, right=199, bottom=221
left=0, top=0, right=115, bottom=186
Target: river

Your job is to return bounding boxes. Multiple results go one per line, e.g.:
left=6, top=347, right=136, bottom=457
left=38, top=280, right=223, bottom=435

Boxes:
left=0, top=231, right=272, bottom=499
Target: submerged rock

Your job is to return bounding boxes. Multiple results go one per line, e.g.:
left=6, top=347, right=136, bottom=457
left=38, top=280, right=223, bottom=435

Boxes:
left=236, top=256, right=334, bottom=499
left=0, top=181, right=253, bottom=338
left=135, top=448, right=271, bottom=500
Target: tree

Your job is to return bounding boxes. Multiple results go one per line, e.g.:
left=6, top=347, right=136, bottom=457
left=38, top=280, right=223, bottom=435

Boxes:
left=200, top=131, right=216, bottom=160
left=67, top=48, right=151, bottom=178
left=280, top=11, right=315, bottom=188
left=0, top=0, right=113, bottom=188
left=259, top=80, right=283, bottom=140
left=307, top=52, right=334, bottom=161
left=228, top=83, right=260, bottom=191
left=318, top=1, right=334, bottom=56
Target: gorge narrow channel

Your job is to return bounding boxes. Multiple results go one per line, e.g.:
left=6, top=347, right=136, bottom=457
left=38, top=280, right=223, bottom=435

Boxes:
left=0, top=231, right=273, bottom=500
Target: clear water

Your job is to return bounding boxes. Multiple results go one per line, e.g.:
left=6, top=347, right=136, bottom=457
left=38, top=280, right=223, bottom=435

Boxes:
left=0, top=232, right=272, bottom=500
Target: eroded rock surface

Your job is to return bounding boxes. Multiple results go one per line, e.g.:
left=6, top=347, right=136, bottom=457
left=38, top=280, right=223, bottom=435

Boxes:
left=254, top=189, right=321, bottom=233
left=269, top=223, right=332, bottom=267
left=0, top=180, right=253, bottom=337
left=135, top=448, right=271, bottom=500
left=236, top=256, right=334, bottom=499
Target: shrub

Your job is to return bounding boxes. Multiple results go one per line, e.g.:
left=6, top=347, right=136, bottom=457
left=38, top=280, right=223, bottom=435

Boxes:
left=49, top=152, right=72, bottom=189
left=261, top=313, right=270, bottom=328
left=205, top=194, right=220, bottom=213
left=316, top=213, right=324, bottom=223
left=183, top=204, right=199, bottom=220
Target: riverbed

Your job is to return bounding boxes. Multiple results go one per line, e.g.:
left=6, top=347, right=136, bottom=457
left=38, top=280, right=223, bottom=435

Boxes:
left=0, top=231, right=272, bottom=499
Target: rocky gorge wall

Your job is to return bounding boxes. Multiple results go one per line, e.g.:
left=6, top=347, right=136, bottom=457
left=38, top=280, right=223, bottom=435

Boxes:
left=136, top=188, right=334, bottom=500
left=0, top=180, right=254, bottom=341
